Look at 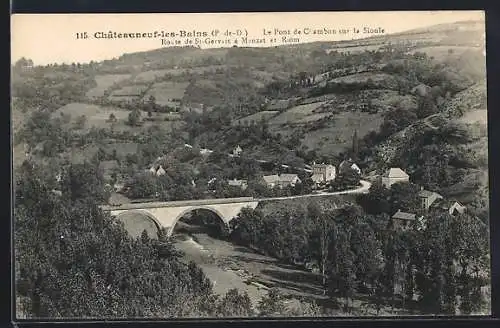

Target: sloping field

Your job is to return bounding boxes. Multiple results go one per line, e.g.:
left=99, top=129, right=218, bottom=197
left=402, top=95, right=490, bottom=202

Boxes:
left=459, top=109, right=487, bottom=125
left=54, top=103, right=130, bottom=129
left=300, top=112, right=384, bottom=156
left=232, top=110, right=280, bottom=126
left=409, top=45, right=475, bottom=62
left=268, top=102, right=327, bottom=125
left=85, top=74, right=132, bottom=99
left=108, top=85, right=149, bottom=102
left=134, top=69, right=177, bottom=83
left=143, top=81, right=189, bottom=106
left=134, top=65, right=227, bottom=83
left=330, top=72, right=396, bottom=84
left=327, top=44, right=383, bottom=54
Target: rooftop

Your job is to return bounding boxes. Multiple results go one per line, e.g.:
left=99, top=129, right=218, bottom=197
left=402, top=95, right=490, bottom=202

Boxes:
left=392, top=210, right=416, bottom=221
left=384, top=168, right=409, bottom=179
left=419, top=189, right=443, bottom=199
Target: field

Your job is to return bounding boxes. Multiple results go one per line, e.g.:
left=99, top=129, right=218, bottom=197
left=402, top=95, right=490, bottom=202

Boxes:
left=330, top=72, right=396, bottom=84
left=134, top=65, right=227, bottom=83
left=143, top=81, right=189, bottom=107
left=409, top=45, right=474, bottom=62
left=267, top=102, right=327, bottom=126
left=327, top=44, right=383, bottom=54
left=232, top=111, right=279, bottom=126
left=85, top=74, right=132, bottom=99
left=459, top=109, right=487, bottom=125
left=54, top=103, right=130, bottom=130
left=300, top=112, right=384, bottom=156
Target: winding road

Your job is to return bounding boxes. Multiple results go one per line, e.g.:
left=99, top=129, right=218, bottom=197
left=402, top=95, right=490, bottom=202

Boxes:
left=258, top=179, right=371, bottom=202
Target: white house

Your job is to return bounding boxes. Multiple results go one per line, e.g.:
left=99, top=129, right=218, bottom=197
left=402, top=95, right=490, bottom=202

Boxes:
left=262, top=174, right=301, bottom=189
left=311, top=163, right=336, bottom=185
left=228, top=179, right=248, bottom=191
left=156, top=165, right=166, bottom=177
left=339, top=159, right=361, bottom=175
left=380, top=168, right=410, bottom=188
left=233, top=145, right=243, bottom=157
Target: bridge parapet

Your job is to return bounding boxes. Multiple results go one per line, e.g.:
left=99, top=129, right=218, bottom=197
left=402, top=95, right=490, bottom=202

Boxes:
left=100, top=197, right=256, bottom=212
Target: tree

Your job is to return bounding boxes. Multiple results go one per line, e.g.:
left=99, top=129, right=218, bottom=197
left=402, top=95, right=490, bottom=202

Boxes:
left=308, top=202, right=334, bottom=294
left=74, top=115, right=87, bottom=129
left=108, top=113, right=117, bottom=123
left=127, top=109, right=142, bottom=126
left=257, top=288, right=286, bottom=316
left=351, top=129, right=359, bottom=161
left=215, top=289, right=254, bottom=317
left=357, top=180, right=391, bottom=215
left=389, top=182, right=421, bottom=214
left=416, top=95, right=439, bottom=119
left=61, top=162, right=106, bottom=203
left=329, top=168, right=361, bottom=191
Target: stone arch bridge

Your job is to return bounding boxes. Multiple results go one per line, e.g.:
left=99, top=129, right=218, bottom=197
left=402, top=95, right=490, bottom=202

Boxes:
left=100, top=197, right=259, bottom=238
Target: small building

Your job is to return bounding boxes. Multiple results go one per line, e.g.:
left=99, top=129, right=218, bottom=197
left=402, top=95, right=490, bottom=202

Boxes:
left=156, top=165, right=166, bottom=177
left=262, top=174, right=280, bottom=189
left=392, top=210, right=417, bottom=230
left=339, top=159, right=361, bottom=175
left=233, top=145, right=243, bottom=157
left=261, top=174, right=301, bottom=189
left=278, top=174, right=301, bottom=188
left=380, top=168, right=410, bottom=188
left=431, top=199, right=467, bottom=216
left=148, top=164, right=166, bottom=176
left=418, top=189, right=443, bottom=211
left=200, top=148, right=213, bottom=156
left=311, top=163, right=336, bottom=185
left=228, top=179, right=248, bottom=191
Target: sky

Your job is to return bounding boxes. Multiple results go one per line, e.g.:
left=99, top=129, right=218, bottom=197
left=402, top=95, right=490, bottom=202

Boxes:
left=11, top=11, right=484, bottom=66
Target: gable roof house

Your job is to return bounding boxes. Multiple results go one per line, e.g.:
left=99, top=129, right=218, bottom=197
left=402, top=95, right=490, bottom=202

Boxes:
left=311, top=163, right=336, bottom=185
left=418, top=189, right=443, bottom=211
left=339, top=159, right=361, bottom=175
left=262, top=175, right=280, bottom=188
left=278, top=174, right=301, bottom=187
left=262, top=174, right=301, bottom=189
left=391, top=210, right=417, bottom=230
left=232, top=145, right=243, bottom=157
left=431, top=199, right=467, bottom=216
left=228, top=179, right=248, bottom=190
left=380, top=168, right=410, bottom=188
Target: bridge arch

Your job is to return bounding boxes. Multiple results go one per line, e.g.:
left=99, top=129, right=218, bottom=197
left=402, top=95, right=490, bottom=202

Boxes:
left=115, top=209, right=162, bottom=239
left=168, top=206, right=228, bottom=237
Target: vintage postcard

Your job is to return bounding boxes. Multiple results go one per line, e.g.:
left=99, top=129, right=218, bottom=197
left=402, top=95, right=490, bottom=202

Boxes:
left=11, top=11, right=489, bottom=319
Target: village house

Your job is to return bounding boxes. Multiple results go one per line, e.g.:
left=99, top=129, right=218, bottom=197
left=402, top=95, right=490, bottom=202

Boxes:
left=200, top=148, right=213, bottom=156
left=380, top=168, right=410, bottom=188
left=148, top=164, right=166, bottom=176
left=228, top=179, right=248, bottom=191
left=262, top=174, right=301, bottom=189
left=338, top=158, right=361, bottom=175
left=232, top=145, right=243, bottom=157
left=310, top=163, right=336, bottom=185
left=418, top=188, right=443, bottom=211
left=391, top=210, right=418, bottom=230
left=430, top=199, right=467, bottom=216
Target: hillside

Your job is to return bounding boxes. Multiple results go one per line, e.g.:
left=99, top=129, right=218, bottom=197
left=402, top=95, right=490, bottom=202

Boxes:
left=12, top=19, right=487, bottom=205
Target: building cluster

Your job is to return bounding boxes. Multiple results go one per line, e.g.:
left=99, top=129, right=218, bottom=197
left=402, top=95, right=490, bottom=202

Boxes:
left=379, top=167, right=467, bottom=231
